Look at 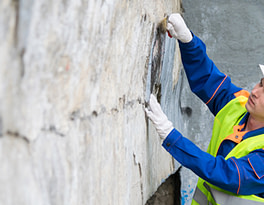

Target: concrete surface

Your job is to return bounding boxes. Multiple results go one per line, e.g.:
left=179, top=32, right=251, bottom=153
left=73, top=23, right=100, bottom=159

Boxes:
left=0, top=0, right=183, bottom=204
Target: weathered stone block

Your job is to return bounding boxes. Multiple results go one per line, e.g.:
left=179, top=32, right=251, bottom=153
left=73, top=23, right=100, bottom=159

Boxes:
left=0, top=0, right=183, bottom=204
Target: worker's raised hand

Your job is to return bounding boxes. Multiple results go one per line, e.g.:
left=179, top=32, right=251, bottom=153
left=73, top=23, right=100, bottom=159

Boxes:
left=167, top=13, right=192, bottom=43
left=145, top=94, right=174, bottom=140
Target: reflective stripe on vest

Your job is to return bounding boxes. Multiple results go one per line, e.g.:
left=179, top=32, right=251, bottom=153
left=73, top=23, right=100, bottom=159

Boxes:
left=193, top=184, right=212, bottom=205
left=193, top=182, right=264, bottom=205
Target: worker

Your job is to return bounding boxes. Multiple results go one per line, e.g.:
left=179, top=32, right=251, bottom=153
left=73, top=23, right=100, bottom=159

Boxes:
left=145, top=13, right=264, bottom=205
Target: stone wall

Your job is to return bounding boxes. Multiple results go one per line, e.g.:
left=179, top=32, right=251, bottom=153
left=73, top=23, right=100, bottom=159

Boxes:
left=0, top=0, right=183, bottom=204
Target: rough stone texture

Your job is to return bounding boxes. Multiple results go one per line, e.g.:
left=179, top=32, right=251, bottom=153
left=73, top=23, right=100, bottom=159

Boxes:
left=179, top=1, right=264, bottom=204
left=145, top=166, right=182, bottom=205
left=0, top=0, right=183, bottom=204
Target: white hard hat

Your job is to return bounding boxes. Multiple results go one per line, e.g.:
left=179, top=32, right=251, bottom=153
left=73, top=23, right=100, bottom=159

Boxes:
left=259, top=64, right=264, bottom=75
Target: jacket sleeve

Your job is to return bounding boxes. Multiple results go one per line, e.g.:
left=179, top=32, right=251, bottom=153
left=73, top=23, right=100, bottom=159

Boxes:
left=163, top=129, right=264, bottom=195
left=179, top=33, right=242, bottom=116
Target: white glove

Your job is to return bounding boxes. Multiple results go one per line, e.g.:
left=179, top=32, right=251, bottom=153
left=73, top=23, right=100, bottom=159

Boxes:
left=167, top=13, right=192, bottom=43
left=145, top=94, right=174, bottom=140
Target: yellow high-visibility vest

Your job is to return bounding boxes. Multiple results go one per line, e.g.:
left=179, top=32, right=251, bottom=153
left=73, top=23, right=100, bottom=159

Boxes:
left=192, top=94, right=264, bottom=205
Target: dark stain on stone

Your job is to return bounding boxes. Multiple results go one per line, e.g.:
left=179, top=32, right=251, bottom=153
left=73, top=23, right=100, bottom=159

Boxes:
left=141, top=13, right=147, bottom=23
left=154, top=83, right=162, bottom=103
left=144, top=14, right=147, bottom=21
left=119, top=95, right=126, bottom=108
left=139, top=163, right=144, bottom=204
left=70, top=110, right=80, bottom=121
left=133, top=152, right=144, bottom=204
left=20, top=48, right=25, bottom=77
left=145, top=166, right=182, bottom=205
left=149, top=23, right=166, bottom=102
left=111, top=108, right=119, bottom=115
left=137, top=97, right=143, bottom=105
left=92, top=111, right=98, bottom=117
left=150, top=30, right=162, bottom=93
left=181, top=106, right=192, bottom=117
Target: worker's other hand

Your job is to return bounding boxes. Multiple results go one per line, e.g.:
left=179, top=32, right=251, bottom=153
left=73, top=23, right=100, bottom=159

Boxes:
left=167, top=13, right=192, bottom=43
left=145, top=94, right=174, bottom=140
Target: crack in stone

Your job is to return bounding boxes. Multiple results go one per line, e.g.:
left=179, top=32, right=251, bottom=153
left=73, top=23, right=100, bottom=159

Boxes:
left=12, top=0, right=19, bottom=46
left=70, top=96, right=144, bottom=121
left=133, top=153, right=144, bottom=205
left=41, top=125, right=65, bottom=137
left=6, top=130, right=30, bottom=143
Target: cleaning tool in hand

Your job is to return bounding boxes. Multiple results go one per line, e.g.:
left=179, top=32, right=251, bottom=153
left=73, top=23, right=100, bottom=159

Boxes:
left=160, top=13, right=193, bottom=43
left=159, top=15, right=173, bottom=38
